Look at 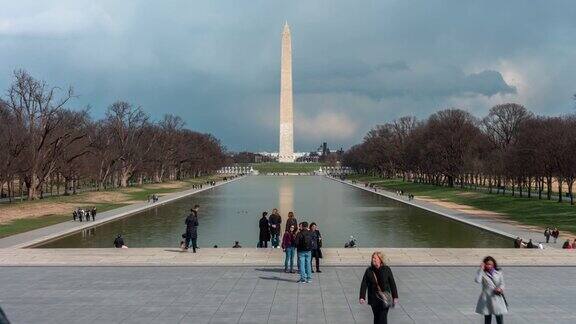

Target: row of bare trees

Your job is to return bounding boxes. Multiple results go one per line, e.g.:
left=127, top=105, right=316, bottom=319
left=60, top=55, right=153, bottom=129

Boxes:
left=343, top=103, right=576, bottom=204
left=0, top=70, right=227, bottom=201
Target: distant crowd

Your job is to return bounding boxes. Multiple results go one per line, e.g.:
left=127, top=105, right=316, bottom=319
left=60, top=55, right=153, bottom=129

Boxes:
left=513, top=227, right=576, bottom=250
left=72, top=207, right=97, bottom=222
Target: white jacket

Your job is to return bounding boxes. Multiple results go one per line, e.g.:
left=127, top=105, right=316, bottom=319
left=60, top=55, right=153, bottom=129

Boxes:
left=475, top=269, right=508, bottom=315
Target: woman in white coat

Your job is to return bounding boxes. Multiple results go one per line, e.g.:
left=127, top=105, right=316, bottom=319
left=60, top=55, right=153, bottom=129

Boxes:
left=475, top=256, right=508, bottom=324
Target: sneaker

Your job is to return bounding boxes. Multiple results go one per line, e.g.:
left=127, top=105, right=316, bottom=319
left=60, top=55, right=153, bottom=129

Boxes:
left=306, top=280, right=312, bottom=284
left=316, top=270, right=322, bottom=273
left=298, top=279, right=306, bottom=283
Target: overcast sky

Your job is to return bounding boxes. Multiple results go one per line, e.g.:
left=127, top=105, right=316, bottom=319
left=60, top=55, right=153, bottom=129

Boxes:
left=1, top=1, right=575, bottom=152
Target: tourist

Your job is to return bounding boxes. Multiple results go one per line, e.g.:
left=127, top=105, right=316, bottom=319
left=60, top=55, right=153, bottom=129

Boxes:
left=258, top=212, right=270, bottom=248
left=91, top=207, right=96, bottom=221
left=232, top=241, right=242, bottom=248
left=72, top=209, right=77, bottom=221
left=286, top=211, right=298, bottom=232
left=345, top=236, right=357, bottom=248
left=526, top=239, right=535, bottom=249
left=113, top=234, right=125, bottom=248
left=184, top=205, right=200, bottom=253
left=295, top=221, right=313, bottom=283
left=78, top=209, right=83, bottom=222
left=573, top=239, right=576, bottom=249
left=552, top=227, right=559, bottom=243
left=269, top=208, right=282, bottom=248
left=513, top=237, right=522, bottom=248
left=359, top=251, right=398, bottom=324
left=309, top=222, right=323, bottom=273
left=544, top=227, right=551, bottom=243
left=475, top=256, right=508, bottom=324
left=562, top=240, right=573, bottom=249
left=282, top=224, right=297, bottom=273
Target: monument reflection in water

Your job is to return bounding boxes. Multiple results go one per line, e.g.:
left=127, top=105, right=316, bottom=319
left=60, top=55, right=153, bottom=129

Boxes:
left=38, top=176, right=511, bottom=248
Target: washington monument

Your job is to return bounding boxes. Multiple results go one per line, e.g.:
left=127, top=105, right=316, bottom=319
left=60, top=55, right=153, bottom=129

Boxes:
left=278, top=22, right=295, bottom=163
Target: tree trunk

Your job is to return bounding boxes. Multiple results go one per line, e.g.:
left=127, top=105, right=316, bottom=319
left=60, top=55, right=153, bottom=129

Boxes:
left=558, top=177, right=563, bottom=203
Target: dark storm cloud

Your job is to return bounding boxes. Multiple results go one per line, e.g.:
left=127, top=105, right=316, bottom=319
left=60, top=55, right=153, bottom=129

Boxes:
left=0, top=0, right=575, bottom=151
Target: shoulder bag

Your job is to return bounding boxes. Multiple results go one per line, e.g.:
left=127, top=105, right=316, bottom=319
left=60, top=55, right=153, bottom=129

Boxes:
left=372, top=270, right=393, bottom=308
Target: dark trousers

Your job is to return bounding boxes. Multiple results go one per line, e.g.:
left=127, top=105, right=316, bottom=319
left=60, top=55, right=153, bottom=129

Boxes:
left=258, top=240, right=268, bottom=248
left=271, top=233, right=279, bottom=247
left=311, top=256, right=320, bottom=271
left=371, top=304, right=389, bottom=324
left=484, top=315, right=503, bottom=324
left=185, top=232, right=197, bottom=251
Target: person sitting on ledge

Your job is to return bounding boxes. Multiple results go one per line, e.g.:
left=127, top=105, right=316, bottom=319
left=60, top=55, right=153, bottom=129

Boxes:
left=113, top=234, right=126, bottom=248
left=513, top=237, right=522, bottom=248
left=562, top=240, right=573, bottom=249
left=232, top=241, right=242, bottom=248
left=345, top=236, right=357, bottom=248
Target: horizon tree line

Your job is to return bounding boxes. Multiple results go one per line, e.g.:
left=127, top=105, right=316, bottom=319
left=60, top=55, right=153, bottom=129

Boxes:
left=0, top=70, right=228, bottom=201
left=343, top=103, right=576, bottom=205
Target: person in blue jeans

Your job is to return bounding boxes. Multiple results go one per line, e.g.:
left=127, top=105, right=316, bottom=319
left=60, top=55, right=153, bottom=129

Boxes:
left=282, top=224, right=297, bottom=273
left=295, top=221, right=313, bottom=283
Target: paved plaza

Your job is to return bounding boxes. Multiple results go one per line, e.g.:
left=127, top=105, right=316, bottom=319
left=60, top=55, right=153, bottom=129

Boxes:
left=0, top=266, right=575, bottom=324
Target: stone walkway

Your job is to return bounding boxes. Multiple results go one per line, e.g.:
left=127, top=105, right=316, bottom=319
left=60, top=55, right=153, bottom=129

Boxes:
left=330, top=177, right=561, bottom=248
left=1, top=248, right=576, bottom=267
left=0, top=177, right=244, bottom=249
left=0, top=266, right=575, bottom=324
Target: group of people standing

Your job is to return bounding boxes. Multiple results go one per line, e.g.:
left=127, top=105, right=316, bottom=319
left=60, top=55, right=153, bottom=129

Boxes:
left=258, top=210, right=323, bottom=283
left=72, top=207, right=96, bottom=222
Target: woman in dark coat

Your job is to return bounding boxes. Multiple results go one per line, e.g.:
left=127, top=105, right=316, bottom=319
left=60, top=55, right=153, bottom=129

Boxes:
left=309, top=222, right=323, bottom=273
left=258, top=212, right=270, bottom=248
left=359, top=251, right=399, bottom=324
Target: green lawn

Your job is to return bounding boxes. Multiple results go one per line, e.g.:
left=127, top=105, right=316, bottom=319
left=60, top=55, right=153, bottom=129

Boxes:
left=0, top=175, right=226, bottom=239
left=348, top=174, right=576, bottom=235
left=252, top=162, right=323, bottom=174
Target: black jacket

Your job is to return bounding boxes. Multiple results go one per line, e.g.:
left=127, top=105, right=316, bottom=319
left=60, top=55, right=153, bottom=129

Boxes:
left=185, top=211, right=199, bottom=239
left=359, top=265, right=398, bottom=305
left=259, top=216, right=271, bottom=241
left=286, top=217, right=298, bottom=231
left=295, top=229, right=313, bottom=252
left=269, top=213, right=282, bottom=235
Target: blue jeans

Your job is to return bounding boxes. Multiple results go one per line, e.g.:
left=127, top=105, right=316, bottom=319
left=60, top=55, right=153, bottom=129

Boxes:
left=298, top=251, right=312, bottom=281
left=284, top=247, right=295, bottom=271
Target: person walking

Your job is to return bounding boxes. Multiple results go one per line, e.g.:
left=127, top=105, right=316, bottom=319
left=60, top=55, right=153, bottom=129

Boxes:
left=359, top=251, right=399, bottom=324
left=475, top=256, right=508, bottom=324
left=91, top=207, right=97, bottom=221
left=544, top=227, right=551, bottom=243
left=258, top=212, right=270, bottom=248
left=78, top=209, right=83, bottom=222
left=281, top=224, right=297, bottom=273
left=72, top=210, right=77, bottom=222
left=286, top=211, right=297, bottom=232
left=309, top=222, right=323, bottom=273
left=269, top=208, right=282, bottom=248
left=184, top=205, right=200, bottom=252
left=295, top=221, right=313, bottom=283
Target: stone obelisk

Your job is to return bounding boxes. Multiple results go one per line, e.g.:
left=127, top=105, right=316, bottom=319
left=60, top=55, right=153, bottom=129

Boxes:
left=278, top=22, right=295, bottom=163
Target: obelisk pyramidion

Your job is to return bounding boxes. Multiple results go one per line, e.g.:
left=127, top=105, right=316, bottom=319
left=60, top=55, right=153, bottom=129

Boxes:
left=278, top=22, right=295, bottom=163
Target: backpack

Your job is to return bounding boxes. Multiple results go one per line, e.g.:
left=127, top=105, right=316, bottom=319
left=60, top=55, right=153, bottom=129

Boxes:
left=300, top=231, right=314, bottom=250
